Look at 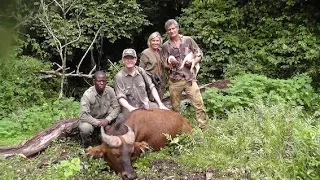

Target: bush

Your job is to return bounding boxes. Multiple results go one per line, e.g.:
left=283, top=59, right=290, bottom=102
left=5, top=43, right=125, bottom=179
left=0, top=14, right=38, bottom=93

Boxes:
left=0, top=47, right=59, bottom=118
left=203, top=74, right=320, bottom=117
left=178, top=103, right=320, bottom=179
left=0, top=98, right=79, bottom=140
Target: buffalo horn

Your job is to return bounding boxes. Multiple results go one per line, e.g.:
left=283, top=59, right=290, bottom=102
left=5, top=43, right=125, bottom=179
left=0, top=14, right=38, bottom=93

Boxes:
left=101, top=127, right=122, bottom=147
left=122, top=125, right=135, bottom=144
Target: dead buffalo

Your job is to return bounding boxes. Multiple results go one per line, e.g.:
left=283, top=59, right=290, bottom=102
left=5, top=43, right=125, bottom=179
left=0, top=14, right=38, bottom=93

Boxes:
left=86, top=109, right=192, bottom=180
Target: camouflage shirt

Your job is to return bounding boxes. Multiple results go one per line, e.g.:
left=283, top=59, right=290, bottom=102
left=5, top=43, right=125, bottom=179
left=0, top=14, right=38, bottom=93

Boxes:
left=79, top=86, right=120, bottom=126
left=162, top=35, right=203, bottom=81
left=114, top=66, right=155, bottom=109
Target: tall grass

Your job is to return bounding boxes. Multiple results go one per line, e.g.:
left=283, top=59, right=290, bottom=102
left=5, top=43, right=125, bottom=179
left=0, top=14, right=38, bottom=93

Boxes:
left=177, top=103, right=320, bottom=179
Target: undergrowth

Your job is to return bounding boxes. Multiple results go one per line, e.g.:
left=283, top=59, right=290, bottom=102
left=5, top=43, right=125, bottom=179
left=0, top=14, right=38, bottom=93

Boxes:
left=0, top=98, right=79, bottom=145
left=175, top=103, right=320, bottom=179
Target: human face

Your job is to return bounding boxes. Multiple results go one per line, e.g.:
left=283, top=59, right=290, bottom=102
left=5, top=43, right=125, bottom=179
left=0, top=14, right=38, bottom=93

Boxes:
left=166, top=24, right=179, bottom=39
left=123, top=56, right=136, bottom=68
left=150, top=37, right=161, bottom=50
left=94, top=73, right=107, bottom=94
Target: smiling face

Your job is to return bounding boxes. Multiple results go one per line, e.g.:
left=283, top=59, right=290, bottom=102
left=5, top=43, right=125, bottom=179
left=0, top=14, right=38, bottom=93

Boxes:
left=123, top=55, right=137, bottom=69
left=150, top=37, right=161, bottom=50
left=166, top=24, right=179, bottom=39
left=94, top=73, right=107, bottom=94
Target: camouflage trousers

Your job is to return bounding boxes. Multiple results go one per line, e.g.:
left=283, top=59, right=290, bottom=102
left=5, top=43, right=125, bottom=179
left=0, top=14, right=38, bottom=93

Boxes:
left=168, top=78, right=208, bottom=129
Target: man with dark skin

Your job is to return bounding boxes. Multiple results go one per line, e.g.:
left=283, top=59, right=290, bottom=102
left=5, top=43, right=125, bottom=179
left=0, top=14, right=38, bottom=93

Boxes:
left=78, top=71, right=121, bottom=148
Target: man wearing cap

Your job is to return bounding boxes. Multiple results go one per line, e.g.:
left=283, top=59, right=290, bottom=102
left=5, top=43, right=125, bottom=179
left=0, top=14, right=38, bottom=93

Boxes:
left=162, top=19, right=208, bottom=130
left=78, top=71, right=121, bottom=148
left=114, top=48, right=168, bottom=115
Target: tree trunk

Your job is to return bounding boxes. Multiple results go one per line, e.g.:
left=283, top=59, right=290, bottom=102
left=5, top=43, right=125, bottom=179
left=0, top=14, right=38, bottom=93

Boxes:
left=0, top=118, right=78, bottom=158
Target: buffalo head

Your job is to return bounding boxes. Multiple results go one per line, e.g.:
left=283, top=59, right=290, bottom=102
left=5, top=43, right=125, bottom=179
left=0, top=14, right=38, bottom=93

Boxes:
left=86, top=125, right=137, bottom=180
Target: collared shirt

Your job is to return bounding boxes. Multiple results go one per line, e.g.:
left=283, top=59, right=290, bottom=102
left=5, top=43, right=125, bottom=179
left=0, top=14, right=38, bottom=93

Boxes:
left=114, top=66, right=155, bottom=109
left=79, top=86, right=120, bottom=126
left=162, top=35, right=203, bottom=81
left=139, top=48, right=164, bottom=76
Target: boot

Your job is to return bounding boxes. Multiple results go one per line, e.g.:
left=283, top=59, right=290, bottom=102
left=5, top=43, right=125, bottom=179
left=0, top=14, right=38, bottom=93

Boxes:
left=80, top=134, right=92, bottom=149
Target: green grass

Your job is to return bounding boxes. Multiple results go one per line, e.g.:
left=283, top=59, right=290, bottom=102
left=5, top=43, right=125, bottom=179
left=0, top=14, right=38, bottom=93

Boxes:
left=0, top=102, right=319, bottom=179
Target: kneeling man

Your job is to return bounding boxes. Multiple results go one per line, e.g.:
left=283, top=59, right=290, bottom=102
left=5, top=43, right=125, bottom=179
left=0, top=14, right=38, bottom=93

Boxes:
left=78, top=71, right=121, bottom=148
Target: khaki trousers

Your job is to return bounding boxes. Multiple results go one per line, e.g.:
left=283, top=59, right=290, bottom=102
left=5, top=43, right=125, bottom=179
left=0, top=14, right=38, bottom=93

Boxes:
left=168, top=78, right=208, bottom=129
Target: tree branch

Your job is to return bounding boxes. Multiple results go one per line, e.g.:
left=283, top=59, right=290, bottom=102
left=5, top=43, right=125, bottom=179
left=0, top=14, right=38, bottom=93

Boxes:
left=76, top=26, right=103, bottom=74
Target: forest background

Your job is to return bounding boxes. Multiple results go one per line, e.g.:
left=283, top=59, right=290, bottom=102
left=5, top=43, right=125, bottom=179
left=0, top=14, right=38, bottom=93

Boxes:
left=0, top=0, right=319, bottom=179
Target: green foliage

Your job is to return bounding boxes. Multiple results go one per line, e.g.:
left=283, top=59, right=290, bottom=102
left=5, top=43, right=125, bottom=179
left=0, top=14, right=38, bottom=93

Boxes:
left=30, top=0, right=150, bottom=61
left=203, top=74, right=320, bottom=117
left=179, top=0, right=320, bottom=84
left=106, top=60, right=123, bottom=87
left=0, top=98, right=79, bottom=143
left=56, top=158, right=81, bottom=179
left=179, top=103, right=320, bottom=179
left=0, top=46, right=59, bottom=117
left=0, top=103, right=319, bottom=179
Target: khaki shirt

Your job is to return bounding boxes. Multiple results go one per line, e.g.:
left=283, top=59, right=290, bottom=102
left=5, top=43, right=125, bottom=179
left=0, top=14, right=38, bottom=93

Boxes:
left=139, top=48, right=164, bottom=76
left=114, top=66, right=155, bottom=108
left=162, top=35, right=203, bottom=81
left=79, top=86, right=120, bottom=126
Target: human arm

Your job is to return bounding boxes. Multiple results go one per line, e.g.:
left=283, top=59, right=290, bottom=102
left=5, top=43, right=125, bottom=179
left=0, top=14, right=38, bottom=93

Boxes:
left=161, top=44, right=178, bottom=69
left=114, top=73, right=137, bottom=112
left=151, top=87, right=168, bottom=110
left=139, top=52, right=148, bottom=70
left=104, top=87, right=121, bottom=122
left=118, top=97, right=137, bottom=112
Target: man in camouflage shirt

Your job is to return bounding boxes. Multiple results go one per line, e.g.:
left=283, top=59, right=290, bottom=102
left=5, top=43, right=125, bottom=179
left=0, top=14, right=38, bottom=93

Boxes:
left=78, top=71, right=121, bottom=148
left=114, top=48, right=168, bottom=115
left=162, top=19, right=208, bottom=130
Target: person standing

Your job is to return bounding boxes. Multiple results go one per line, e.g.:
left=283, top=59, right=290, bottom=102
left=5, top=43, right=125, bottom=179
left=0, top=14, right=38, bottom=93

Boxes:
left=139, top=32, right=166, bottom=100
left=78, top=71, right=121, bottom=148
left=162, top=19, right=208, bottom=130
left=114, top=48, right=168, bottom=115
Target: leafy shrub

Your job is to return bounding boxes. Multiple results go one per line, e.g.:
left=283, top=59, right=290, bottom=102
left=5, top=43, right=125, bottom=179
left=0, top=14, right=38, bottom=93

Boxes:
left=0, top=98, right=79, bottom=140
left=178, top=103, right=320, bottom=179
left=106, top=60, right=123, bottom=87
left=203, top=74, right=320, bottom=117
left=56, top=158, right=81, bottom=179
left=0, top=47, right=59, bottom=117
left=178, top=0, right=320, bottom=84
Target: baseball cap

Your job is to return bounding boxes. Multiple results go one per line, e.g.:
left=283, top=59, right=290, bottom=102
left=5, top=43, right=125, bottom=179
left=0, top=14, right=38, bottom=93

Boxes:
left=122, top=48, right=137, bottom=58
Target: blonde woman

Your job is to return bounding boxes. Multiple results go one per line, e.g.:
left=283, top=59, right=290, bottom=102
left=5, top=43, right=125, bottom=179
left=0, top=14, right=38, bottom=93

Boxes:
left=139, top=32, right=166, bottom=100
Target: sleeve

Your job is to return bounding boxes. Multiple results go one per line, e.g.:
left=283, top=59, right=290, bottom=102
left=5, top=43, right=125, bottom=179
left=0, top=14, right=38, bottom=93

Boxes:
left=139, top=51, right=153, bottom=76
left=161, top=43, right=170, bottom=63
left=105, top=87, right=121, bottom=122
left=114, top=73, right=127, bottom=100
left=139, top=52, right=148, bottom=70
left=79, top=94, right=100, bottom=126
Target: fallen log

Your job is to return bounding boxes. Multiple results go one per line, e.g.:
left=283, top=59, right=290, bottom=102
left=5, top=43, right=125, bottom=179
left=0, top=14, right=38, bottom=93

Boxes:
left=0, top=80, right=231, bottom=158
left=0, top=118, right=78, bottom=158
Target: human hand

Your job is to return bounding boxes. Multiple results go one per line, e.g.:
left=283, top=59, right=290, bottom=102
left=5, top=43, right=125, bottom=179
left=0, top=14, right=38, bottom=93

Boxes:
left=128, top=106, right=138, bottom=112
left=185, top=61, right=192, bottom=68
left=99, top=119, right=109, bottom=127
left=168, top=56, right=179, bottom=67
left=159, top=103, right=169, bottom=110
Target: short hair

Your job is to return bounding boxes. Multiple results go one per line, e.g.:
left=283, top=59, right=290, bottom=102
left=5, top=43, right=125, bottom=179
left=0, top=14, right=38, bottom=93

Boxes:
left=164, top=19, right=179, bottom=30
left=147, top=32, right=162, bottom=48
left=93, top=71, right=106, bottom=79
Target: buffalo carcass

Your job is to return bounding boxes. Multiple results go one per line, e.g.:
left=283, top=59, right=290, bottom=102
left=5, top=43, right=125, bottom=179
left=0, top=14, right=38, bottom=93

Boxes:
left=86, top=109, right=192, bottom=180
